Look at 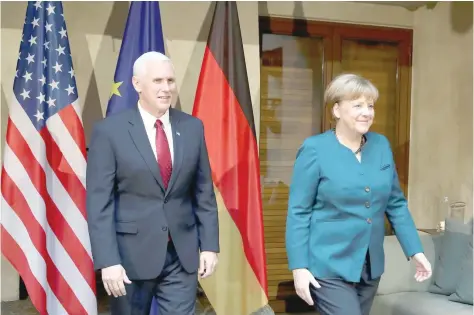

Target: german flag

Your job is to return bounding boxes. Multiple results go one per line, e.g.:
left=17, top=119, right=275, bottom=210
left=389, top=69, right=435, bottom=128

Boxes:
left=192, top=2, right=270, bottom=314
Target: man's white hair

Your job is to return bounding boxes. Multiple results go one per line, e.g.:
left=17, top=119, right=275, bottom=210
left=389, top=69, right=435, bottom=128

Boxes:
left=133, top=51, right=173, bottom=77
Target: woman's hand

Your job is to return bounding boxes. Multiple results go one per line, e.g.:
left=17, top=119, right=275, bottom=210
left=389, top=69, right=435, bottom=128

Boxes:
left=412, top=253, right=432, bottom=282
left=292, top=268, right=321, bottom=305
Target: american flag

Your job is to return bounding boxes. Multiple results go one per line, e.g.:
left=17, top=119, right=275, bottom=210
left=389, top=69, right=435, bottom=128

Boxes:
left=1, top=1, right=97, bottom=314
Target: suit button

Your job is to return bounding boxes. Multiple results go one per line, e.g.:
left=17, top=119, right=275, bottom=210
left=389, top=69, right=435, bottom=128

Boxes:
left=365, top=187, right=370, bottom=192
left=365, top=202, right=370, bottom=208
left=164, top=199, right=168, bottom=204
left=367, top=218, right=372, bottom=224
left=162, top=226, right=168, bottom=231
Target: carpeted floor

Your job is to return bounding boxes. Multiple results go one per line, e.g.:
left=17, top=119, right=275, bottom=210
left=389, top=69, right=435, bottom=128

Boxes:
left=1, top=298, right=214, bottom=315
left=1, top=299, right=41, bottom=315
left=1, top=299, right=316, bottom=315
left=1, top=295, right=111, bottom=315
left=1, top=289, right=224, bottom=315
left=1, top=287, right=316, bottom=315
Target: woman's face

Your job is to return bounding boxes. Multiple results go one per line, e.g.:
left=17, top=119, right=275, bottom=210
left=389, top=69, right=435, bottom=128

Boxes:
left=333, top=95, right=375, bottom=134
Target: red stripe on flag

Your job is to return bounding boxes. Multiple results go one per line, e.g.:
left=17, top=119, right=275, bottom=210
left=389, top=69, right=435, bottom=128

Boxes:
left=1, top=169, right=88, bottom=314
left=1, top=227, right=48, bottom=315
left=39, top=127, right=87, bottom=219
left=6, top=120, right=95, bottom=292
left=193, top=47, right=268, bottom=294
left=58, top=105, right=87, bottom=159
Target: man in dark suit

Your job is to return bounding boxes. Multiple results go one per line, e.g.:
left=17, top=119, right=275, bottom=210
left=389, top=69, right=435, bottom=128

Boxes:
left=86, top=51, right=219, bottom=315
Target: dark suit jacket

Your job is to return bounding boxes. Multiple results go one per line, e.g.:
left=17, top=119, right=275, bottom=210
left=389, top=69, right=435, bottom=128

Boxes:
left=86, top=107, right=219, bottom=280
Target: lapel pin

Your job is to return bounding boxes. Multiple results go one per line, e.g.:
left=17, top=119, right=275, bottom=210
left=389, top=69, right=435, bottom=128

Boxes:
left=176, top=131, right=180, bottom=136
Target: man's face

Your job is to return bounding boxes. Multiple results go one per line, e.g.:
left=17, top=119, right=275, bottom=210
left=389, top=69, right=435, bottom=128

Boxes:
left=133, top=59, right=177, bottom=113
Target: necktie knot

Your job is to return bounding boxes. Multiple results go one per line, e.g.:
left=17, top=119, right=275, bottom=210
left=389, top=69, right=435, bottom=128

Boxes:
left=155, top=119, right=163, bottom=129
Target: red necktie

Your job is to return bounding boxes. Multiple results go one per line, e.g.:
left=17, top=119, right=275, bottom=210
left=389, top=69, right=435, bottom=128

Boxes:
left=155, top=120, right=172, bottom=189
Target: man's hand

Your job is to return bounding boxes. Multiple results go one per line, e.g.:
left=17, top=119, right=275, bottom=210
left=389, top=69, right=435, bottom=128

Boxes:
left=101, top=264, right=132, bottom=297
left=412, top=253, right=432, bottom=282
left=198, top=251, right=218, bottom=279
left=293, top=268, right=320, bottom=306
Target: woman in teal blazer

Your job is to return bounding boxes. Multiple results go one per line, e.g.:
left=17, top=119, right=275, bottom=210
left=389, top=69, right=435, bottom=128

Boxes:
left=285, top=74, right=433, bottom=315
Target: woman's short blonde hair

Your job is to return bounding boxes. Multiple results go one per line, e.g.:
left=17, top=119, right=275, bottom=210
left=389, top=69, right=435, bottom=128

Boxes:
left=324, top=73, right=379, bottom=105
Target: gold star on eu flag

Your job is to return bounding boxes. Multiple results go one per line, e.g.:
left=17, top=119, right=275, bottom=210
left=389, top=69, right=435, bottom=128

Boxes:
left=110, top=81, right=123, bottom=98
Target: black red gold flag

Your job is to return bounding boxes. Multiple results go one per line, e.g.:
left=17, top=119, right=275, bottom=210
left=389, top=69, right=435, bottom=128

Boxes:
left=192, top=2, right=271, bottom=314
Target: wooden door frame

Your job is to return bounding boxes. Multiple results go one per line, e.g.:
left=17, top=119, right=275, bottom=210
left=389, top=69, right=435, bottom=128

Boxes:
left=259, top=16, right=413, bottom=196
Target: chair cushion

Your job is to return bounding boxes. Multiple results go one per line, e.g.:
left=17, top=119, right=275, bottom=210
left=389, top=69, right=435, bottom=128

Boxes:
left=448, top=237, right=473, bottom=305
left=429, top=218, right=472, bottom=295
left=371, top=292, right=473, bottom=315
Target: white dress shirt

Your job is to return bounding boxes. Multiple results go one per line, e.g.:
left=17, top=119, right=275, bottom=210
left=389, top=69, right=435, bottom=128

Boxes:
left=138, top=102, right=174, bottom=165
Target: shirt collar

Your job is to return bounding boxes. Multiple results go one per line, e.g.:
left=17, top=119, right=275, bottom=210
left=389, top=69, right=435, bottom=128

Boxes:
left=137, top=101, right=170, bottom=129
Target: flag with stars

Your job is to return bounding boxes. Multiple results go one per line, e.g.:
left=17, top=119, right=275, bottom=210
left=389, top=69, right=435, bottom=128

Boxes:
left=106, top=1, right=166, bottom=116
left=1, top=1, right=97, bottom=314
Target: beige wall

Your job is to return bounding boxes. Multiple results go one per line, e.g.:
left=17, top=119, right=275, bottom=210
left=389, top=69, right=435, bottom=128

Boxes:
left=1, top=1, right=472, bottom=302
left=410, top=1, right=473, bottom=227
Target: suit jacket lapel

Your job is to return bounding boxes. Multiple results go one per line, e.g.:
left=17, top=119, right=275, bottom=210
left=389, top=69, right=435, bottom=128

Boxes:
left=166, top=108, right=183, bottom=197
left=128, top=110, right=165, bottom=193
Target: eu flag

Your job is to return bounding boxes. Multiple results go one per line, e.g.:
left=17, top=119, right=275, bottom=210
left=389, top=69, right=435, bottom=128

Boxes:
left=106, top=2, right=164, bottom=314
left=106, top=1, right=165, bottom=116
